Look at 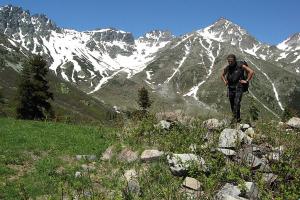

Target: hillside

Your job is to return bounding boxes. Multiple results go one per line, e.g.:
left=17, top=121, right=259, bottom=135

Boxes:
left=0, top=117, right=299, bottom=199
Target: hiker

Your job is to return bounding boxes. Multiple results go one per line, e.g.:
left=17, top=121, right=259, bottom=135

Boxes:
left=221, top=54, right=254, bottom=123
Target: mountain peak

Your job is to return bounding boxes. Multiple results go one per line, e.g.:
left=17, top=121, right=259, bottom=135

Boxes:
left=141, top=30, right=175, bottom=42
left=277, top=33, right=300, bottom=51
left=196, top=18, right=249, bottom=43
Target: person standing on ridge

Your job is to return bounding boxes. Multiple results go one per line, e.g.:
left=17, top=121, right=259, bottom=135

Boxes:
left=221, top=54, right=254, bottom=123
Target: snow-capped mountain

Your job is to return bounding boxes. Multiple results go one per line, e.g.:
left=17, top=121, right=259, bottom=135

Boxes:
left=0, top=5, right=299, bottom=118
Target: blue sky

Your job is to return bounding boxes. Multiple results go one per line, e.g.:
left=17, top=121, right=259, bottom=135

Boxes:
left=0, top=0, right=299, bottom=45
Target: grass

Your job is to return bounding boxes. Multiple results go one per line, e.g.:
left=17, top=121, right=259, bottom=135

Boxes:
left=0, top=117, right=117, bottom=199
left=0, top=116, right=299, bottom=199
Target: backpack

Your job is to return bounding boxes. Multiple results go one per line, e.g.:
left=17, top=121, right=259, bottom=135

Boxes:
left=225, top=60, right=249, bottom=92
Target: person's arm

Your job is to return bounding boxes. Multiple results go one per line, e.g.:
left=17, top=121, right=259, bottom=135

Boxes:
left=240, top=64, right=254, bottom=84
left=221, top=67, right=228, bottom=86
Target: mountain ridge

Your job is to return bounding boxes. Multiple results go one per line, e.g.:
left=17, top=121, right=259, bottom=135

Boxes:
left=0, top=5, right=299, bottom=119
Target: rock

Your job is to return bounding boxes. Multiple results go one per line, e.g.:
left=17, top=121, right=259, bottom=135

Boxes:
left=278, top=121, right=285, bottom=127
left=81, top=163, right=96, bottom=171
left=242, top=145, right=266, bottom=158
left=182, top=177, right=202, bottom=191
left=179, top=187, right=202, bottom=199
left=124, top=169, right=140, bottom=197
left=219, top=129, right=238, bottom=148
left=240, top=124, right=250, bottom=131
left=158, top=120, right=172, bottom=130
left=140, top=149, right=164, bottom=162
left=215, top=182, right=258, bottom=200
left=267, top=146, right=284, bottom=161
left=217, top=148, right=237, bottom=156
left=219, top=129, right=246, bottom=148
left=124, top=169, right=137, bottom=181
left=189, top=144, right=197, bottom=152
left=286, top=117, right=300, bottom=129
left=101, top=146, right=114, bottom=161
left=203, top=118, right=222, bottom=130
left=245, top=127, right=255, bottom=138
left=262, top=173, right=278, bottom=185
left=118, top=148, right=138, bottom=163
left=244, top=182, right=259, bottom=199
left=238, top=149, right=268, bottom=170
left=167, top=153, right=207, bottom=176
left=214, top=183, right=245, bottom=200
left=75, top=155, right=97, bottom=161
left=75, top=171, right=81, bottom=178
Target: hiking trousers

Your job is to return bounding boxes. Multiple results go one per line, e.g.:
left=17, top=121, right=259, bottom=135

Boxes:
left=228, top=86, right=243, bottom=120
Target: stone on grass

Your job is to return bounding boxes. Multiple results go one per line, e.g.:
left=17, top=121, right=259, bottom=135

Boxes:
left=215, top=182, right=258, bottom=200
left=203, top=118, right=222, bottom=130
left=124, top=169, right=140, bottom=197
left=124, top=169, right=137, bottom=181
left=81, top=163, right=96, bottom=171
left=101, top=146, right=114, bottom=161
left=245, top=128, right=255, bottom=138
left=262, top=173, right=278, bottom=185
left=217, top=148, right=237, bottom=156
left=76, top=155, right=97, bottom=161
left=286, top=117, right=300, bottom=129
left=214, top=183, right=244, bottom=200
left=75, top=171, right=81, bottom=178
left=238, top=150, right=264, bottom=170
left=167, top=153, right=207, bottom=176
left=219, top=129, right=246, bottom=148
left=140, top=149, right=164, bottom=162
left=182, top=177, right=202, bottom=191
left=158, top=120, right=172, bottom=130
left=240, top=124, right=250, bottom=131
left=118, top=148, right=138, bottom=163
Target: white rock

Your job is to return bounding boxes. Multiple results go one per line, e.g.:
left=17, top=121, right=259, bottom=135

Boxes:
left=217, top=148, right=237, bottom=156
left=286, top=117, right=300, bottom=129
left=215, top=182, right=258, bottom=200
left=140, top=149, right=164, bottom=162
left=124, top=169, right=137, bottom=181
left=245, top=127, right=255, bottom=138
left=159, top=120, right=171, bottom=130
left=218, top=129, right=245, bottom=148
left=75, top=171, right=81, bottom=178
left=101, top=146, right=114, bottom=161
left=182, top=177, right=202, bottom=191
left=241, top=124, right=250, bottom=130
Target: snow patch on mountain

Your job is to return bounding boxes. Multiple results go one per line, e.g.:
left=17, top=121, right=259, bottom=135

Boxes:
left=165, top=42, right=191, bottom=83
left=246, top=59, right=284, bottom=111
left=184, top=40, right=221, bottom=99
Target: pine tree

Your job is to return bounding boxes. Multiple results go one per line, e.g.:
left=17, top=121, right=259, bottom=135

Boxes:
left=16, top=55, right=54, bottom=120
left=138, top=86, right=151, bottom=113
